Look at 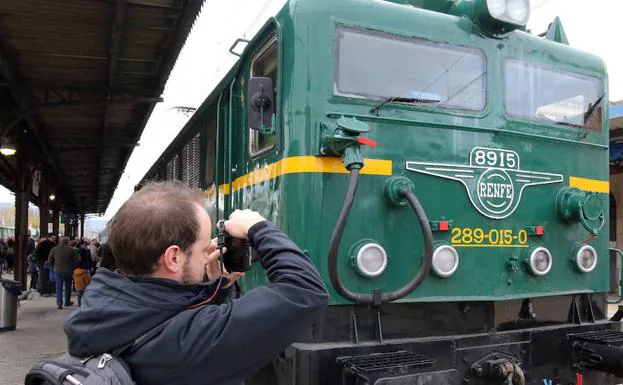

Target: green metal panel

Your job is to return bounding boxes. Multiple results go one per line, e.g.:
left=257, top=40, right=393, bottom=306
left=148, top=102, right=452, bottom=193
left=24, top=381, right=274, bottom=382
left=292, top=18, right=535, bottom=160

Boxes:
left=270, top=0, right=607, bottom=304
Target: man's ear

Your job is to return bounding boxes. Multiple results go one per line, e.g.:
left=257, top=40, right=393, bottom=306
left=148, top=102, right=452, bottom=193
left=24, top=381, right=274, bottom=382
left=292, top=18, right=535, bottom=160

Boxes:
left=161, top=245, right=183, bottom=273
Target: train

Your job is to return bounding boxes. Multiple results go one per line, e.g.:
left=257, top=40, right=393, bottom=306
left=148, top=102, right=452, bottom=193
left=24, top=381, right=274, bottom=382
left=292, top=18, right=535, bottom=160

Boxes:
left=138, top=0, right=619, bottom=384
left=0, top=225, right=15, bottom=239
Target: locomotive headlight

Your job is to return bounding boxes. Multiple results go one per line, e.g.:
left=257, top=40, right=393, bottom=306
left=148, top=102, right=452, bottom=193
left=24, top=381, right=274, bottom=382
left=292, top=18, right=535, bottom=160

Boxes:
left=353, top=242, right=388, bottom=278
left=525, top=246, right=553, bottom=276
left=506, top=0, right=529, bottom=25
left=482, top=0, right=530, bottom=27
left=486, top=0, right=506, bottom=17
left=432, top=244, right=459, bottom=278
left=574, top=244, right=598, bottom=273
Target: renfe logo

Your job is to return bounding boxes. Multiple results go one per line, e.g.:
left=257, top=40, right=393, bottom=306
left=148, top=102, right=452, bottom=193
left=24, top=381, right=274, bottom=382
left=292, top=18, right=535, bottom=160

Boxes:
left=406, top=147, right=563, bottom=219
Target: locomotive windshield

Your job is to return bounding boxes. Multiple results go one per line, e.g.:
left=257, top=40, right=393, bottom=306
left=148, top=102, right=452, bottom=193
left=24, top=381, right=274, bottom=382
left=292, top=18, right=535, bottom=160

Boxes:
left=504, top=59, right=603, bottom=129
left=335, top=26, right=486, bottom=111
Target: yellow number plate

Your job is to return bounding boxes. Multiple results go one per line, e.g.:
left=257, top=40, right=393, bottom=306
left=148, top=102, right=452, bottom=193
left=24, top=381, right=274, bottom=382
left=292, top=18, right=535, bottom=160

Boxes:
left=450, top=228, right=529, bottom=248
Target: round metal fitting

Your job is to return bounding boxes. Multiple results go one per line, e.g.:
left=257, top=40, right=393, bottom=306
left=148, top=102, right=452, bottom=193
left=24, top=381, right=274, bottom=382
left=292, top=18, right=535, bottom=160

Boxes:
left=384, top=177, right=415, bottom=207
left=524, top=246, right=553, bottom=276
left=574, top=244, right=598, bottom=273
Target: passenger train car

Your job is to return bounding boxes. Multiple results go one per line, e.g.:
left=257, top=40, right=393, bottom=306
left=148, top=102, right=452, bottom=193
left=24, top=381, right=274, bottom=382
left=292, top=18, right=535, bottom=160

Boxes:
left=138, top=0, right=619, bottom=383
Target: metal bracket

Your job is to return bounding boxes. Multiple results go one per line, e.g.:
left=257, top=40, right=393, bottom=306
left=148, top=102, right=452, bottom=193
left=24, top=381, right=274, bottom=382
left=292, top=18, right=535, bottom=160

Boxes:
left=350, top=308, right=359, bottom=345
left=518, top=298, right=536, bottom=320
left=229, top=38, right=250, bottom=57
left=372, top=288, right=383, bottom=343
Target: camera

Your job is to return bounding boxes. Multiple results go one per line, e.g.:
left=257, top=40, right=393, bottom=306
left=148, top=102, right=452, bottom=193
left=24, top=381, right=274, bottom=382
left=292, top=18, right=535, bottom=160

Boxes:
left=217, top=220, right=253, bottom=273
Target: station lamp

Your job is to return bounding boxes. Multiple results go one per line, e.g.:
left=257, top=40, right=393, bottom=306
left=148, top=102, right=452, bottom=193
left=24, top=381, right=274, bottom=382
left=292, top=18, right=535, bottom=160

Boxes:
left=0, top=138, right=16, bottom=156
left=49, top=194, right=56, bottom=201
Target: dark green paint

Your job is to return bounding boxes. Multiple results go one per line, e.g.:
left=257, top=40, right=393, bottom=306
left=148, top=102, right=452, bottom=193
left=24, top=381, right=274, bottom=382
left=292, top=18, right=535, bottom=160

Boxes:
left=141, top=0, right=609, bottom=305
left=384, top=176, right=415, bottom=207
left=545, top=16, right=569, bottom=45
left=557, top=188, right=605, bottom=236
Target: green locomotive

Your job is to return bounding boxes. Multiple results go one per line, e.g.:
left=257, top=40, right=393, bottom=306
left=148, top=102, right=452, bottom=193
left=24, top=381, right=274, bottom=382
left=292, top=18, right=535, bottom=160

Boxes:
left=139, top=0, right=620, bottom=383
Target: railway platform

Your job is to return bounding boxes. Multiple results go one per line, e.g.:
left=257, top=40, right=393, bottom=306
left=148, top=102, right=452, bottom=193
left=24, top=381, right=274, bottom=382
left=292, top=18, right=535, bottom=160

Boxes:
left=0, top=291, right=76, bottom=385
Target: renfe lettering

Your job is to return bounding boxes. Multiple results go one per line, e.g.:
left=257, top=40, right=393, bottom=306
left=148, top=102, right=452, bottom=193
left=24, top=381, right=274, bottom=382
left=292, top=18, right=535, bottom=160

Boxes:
left=479, top=183, right=512, bottom=199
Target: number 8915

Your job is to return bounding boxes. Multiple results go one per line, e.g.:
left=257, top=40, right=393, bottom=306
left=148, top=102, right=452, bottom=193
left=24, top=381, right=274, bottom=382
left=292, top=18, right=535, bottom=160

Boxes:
left=470, top=148, right=519, bottom=170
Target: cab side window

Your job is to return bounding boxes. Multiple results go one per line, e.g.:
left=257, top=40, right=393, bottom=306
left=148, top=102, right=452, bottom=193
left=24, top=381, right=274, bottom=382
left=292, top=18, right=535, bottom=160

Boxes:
left=249, top=36, right=278, bottom=156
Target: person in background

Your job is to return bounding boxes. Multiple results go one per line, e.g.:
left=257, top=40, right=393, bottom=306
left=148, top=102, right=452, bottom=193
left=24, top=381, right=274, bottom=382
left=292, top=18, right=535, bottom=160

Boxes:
left=98, top=243, right=117, bottom=272
left=6, top=237, right=15, bottom=271
left=27, top=236, right=35, bottom=257
left=73, top=241, right=92, bottom=307
left=34, top=233, right=56, bottom=296
left=27, top=252, right=38, bottom=290
left=89, top=239, right=99, bottom=271
left=49, top=237, right=79, bottom=309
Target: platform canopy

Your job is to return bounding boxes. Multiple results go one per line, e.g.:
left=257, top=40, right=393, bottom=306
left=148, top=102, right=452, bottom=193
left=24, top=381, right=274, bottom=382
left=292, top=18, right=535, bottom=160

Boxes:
left=0, top=0, right=204, bottom=216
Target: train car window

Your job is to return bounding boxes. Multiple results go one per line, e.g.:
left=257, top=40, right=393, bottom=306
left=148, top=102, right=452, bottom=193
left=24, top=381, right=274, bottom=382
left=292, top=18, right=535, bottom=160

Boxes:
left=249, top=36, right=277, bottom=157
left=181, top=133, right=201, bottom=188
left=335, top=26, right=486, bottom=111
left=504, top=59, right=603, bottom=129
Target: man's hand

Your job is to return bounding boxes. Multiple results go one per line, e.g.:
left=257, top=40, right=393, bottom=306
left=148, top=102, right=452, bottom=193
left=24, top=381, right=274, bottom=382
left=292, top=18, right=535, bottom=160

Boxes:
left=204, top=239, right=223, bottom=279
left=204, top=238, right=244, bottom=288
left=224, top=209, right=265, bottom=239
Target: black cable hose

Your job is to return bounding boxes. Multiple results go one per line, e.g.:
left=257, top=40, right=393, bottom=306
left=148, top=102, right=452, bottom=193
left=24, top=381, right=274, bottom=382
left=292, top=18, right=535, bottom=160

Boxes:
left=328, top=169, right=434, bottom=304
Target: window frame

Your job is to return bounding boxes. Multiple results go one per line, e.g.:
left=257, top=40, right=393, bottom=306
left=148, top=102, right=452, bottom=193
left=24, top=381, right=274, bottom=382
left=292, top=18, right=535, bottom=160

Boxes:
left=333, top=24, right=488, bottom=113
left=248, top=34, right=279, bottom=158
left=503, top=57, right=605, bottom=131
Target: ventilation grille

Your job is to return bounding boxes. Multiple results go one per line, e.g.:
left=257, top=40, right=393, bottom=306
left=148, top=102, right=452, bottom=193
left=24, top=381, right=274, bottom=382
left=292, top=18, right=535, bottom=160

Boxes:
left=166, top=154, right=180, bottom=181
left=569, top=330, right=623, bottom=346
left=337, top=350, right=435, bottom=383
left=182, top=133, right=201, bottom=188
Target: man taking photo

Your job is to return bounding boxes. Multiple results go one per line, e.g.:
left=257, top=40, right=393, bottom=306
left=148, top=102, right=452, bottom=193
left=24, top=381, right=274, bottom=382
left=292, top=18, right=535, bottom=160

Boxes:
left=63, top=181, right=329, bottom=385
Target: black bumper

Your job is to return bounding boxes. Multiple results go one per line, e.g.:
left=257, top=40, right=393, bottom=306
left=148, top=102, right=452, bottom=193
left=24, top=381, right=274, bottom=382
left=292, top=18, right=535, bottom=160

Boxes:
left=272, top=321, right=623, bottom=385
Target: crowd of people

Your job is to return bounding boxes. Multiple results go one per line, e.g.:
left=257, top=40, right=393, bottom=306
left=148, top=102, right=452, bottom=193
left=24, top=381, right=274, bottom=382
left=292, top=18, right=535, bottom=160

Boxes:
left=0, top=234, right=117, bottom=309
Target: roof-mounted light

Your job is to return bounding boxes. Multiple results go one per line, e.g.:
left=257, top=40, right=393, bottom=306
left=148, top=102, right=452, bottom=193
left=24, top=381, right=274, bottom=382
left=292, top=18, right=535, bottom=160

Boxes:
left=484, top=0, right=530, bottom=27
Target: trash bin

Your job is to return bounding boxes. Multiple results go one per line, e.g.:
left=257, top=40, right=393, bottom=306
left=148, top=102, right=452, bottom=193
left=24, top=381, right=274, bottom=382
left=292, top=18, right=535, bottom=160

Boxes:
left=0, top=278, right=21, bottom=331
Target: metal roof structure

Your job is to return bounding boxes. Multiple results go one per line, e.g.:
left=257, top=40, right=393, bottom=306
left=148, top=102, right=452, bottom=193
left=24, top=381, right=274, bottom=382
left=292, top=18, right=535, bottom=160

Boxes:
left=0, top=0, right=204, bottom=216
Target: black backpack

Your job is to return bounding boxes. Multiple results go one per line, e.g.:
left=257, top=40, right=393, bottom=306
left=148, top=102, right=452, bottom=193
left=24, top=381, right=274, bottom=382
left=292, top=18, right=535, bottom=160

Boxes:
left=24, top=320, right=171, bottom=385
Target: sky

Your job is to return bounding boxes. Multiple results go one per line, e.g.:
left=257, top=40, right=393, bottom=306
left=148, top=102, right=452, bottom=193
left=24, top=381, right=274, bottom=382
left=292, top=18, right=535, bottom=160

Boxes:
left=0, top=0, right=621, bottom=224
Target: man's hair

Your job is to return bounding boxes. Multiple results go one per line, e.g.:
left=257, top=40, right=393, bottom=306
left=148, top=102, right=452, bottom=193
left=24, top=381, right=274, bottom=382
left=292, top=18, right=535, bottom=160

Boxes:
left=109, top=181, right=205, bottom=276
left=60, top=237, right=69, bottom=246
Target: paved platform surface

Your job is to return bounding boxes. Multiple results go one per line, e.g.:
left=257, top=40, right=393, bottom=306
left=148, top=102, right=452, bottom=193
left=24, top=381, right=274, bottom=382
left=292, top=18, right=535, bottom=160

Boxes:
left=0, top=292, right=75, bottom=385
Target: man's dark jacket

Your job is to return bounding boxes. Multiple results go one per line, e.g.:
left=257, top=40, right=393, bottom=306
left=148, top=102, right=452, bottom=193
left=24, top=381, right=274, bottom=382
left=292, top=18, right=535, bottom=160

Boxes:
left=34, top=239, right=55, bottom=265
left=63, top=221, right=329, bottom=385
left=49, top=244, right=79, bottom=274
